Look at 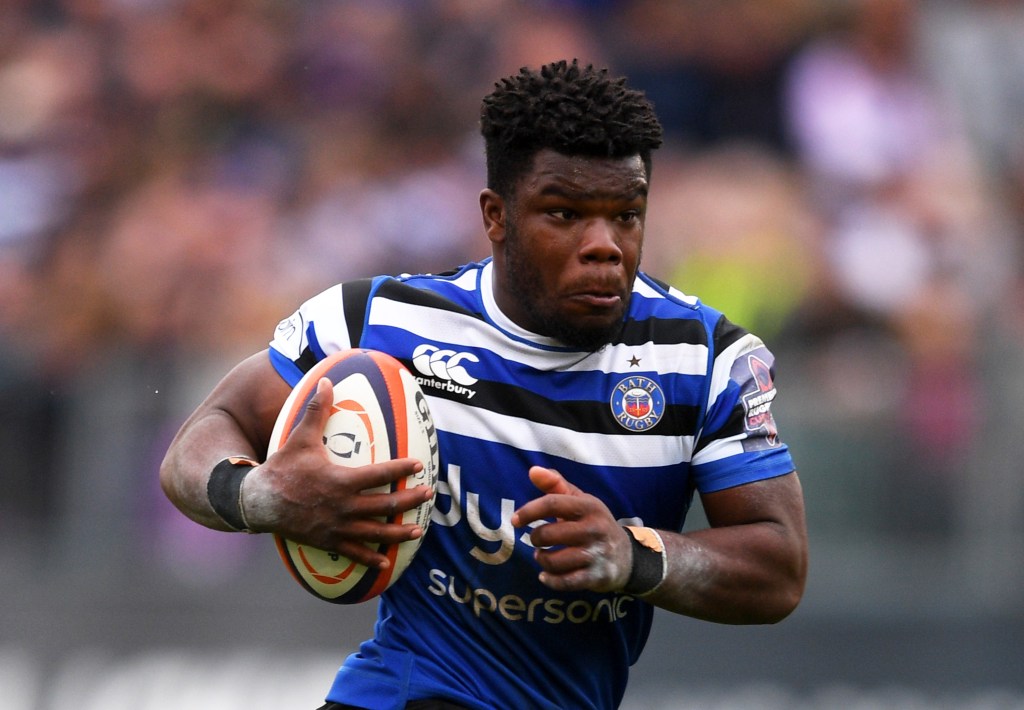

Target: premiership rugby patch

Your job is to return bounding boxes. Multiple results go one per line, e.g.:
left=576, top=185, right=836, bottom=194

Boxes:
left=738, top=352, right=780, bottom=448
left=610, top=375, right=666, bottom=432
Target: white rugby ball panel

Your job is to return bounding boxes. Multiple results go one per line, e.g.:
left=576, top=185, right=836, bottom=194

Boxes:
left=266, top=348, right=439, bottom=604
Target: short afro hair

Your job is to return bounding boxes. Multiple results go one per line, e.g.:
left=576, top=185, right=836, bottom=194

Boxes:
left=480, top=59, right=663, bottom=199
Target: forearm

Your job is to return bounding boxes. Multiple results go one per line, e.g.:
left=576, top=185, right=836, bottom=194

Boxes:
left=159, top=351, right=287, bottom=531
left=513, top=468, right=808, bottom=619
left=641, top=522, right=807, bottom=624
left=159, top=406, right=262, bottom=531
left=161, top=363, right=433, bottom=570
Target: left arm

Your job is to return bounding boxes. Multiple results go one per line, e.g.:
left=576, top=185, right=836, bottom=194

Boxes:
left=512, top=466, right=807, bottom=624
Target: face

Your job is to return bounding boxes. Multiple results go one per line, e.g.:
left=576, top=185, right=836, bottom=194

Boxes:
left=482, top=149, right=649, bottom=351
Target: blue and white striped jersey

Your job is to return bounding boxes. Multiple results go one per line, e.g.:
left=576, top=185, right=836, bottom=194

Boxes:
left=269, top=258, right=795, bottom=710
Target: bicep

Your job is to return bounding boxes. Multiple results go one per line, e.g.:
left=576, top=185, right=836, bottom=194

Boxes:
left=700, top=471, right=806, bottom=534
left=160, top=349, right=293, bottom=523
left=702, top=472, right=808, bottom=600
left=191, top=349, right=294, bottom=458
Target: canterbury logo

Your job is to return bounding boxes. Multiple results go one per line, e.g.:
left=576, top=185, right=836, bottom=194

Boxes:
left=412, top=344, right=479, bottom=385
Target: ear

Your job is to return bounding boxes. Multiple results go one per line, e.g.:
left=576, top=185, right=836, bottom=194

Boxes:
left=479, top=189, right=507, bottom=245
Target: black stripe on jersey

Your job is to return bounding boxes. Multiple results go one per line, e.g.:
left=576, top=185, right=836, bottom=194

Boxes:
left=645, top=274, right=673, bottom=291
left=618, top=316, right=709, bottom=348
left=711, top=314, right=750, bottom=353
left=423, top=377, right=701, bottom=437
left=690, top=316, right=751, bottom=453
left=342, top=278, right=373, bottom=347
left=376, top=278, right=484, bottom=321
left=427, top=265, right=468, bottom=278
left=295, top=346, right=319, bottom=375
left=693, top=404, right=746, bottom=455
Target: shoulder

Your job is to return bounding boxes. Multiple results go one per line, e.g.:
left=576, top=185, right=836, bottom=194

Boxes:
left=627, top=271, right=738, bottom=348
left=632, top=271, right=728, bottom=327
left=371, top=261, right=487, bottom=315
left=633, top=271, right=699, bottom=308
left=633, top=271, right=765, bottom=348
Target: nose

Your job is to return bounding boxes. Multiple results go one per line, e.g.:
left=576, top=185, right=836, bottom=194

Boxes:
left=579, top=219, right=622, bottom=264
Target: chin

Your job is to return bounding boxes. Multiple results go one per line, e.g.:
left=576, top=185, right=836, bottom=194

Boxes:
left=551, top=318, right=623, bottom=352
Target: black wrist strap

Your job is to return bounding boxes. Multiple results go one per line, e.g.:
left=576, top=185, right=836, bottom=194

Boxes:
left=207, top=457, right=258, bottom=532
left=623, top=526, right=667, bottom=597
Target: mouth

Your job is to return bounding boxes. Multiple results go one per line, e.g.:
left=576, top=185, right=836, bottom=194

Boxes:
left=571, top=292, right=621, bottom=308
left=567, top=282, right=625, bottom=310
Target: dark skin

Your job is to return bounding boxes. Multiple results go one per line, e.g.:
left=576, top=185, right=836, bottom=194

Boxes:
left=160, top=363, right=432, bottom=569
left=160, top=148, right=808, bottom=622
left=485, top=149, right=806, bottom=622
left=485, top=150, right=648, bottom=351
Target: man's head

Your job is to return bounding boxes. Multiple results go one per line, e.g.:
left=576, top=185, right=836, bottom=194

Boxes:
left=478, top=60, right=664, bottom=351
left=480, top=59, right=663, bottom=201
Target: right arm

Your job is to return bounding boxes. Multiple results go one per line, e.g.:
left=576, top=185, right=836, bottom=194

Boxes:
left=159, top=350, right=432, bottom=569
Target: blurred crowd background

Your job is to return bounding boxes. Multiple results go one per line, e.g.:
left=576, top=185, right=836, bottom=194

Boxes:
left=1, top=0, right=1023, bottom=708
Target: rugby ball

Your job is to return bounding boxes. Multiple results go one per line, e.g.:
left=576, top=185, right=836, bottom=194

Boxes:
left=266, top=348, right=440, bottom=604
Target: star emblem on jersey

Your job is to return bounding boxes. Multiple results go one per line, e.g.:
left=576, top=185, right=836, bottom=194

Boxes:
left=610, top=375, right=666, bottom=432
left=627, top=355, right=641, bottom=367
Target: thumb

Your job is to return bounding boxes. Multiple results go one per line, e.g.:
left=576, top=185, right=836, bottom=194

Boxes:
left=293, top=376, right=335, bottom=443
left=528, top=466, right=578, bottom=496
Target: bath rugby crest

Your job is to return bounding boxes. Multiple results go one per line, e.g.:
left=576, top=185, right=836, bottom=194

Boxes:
left=610, top=375, right=666, bottom=431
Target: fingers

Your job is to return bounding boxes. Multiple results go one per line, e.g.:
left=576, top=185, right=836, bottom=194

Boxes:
left=530, top=522, right=633, bottom=593
left=284, top=485, right=432, bottom=569
left=323, top=521, right=424, bottom=569
left=527, top=465, right=577, bottom=495
left=261, top=453, right=432, bottom=568
left=524, top=518, right=591, bottom=548
left=342, top=457, right=425, bottom=495
left=338, top=480, right=434, bottom=521
left=512, top=467, right=584, bottom=528
left=260, top=376, right=438, bottom=570
left=307, top=533, right=411, bottom=571
left=533, top=547, right=605, bottom=590
left=294, top=478, right=432, bottom=554
left=331, top=541, right=393, bottom=570
left=513, top=466, right=632, bottom=592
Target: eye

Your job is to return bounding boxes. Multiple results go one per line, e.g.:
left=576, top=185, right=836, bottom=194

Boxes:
left=549, top=208, right=577, bottom=220
left=618, top=210, right=641, bottom=224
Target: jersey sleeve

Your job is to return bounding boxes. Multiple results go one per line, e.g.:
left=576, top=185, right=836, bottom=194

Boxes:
left=690, top=317, right=796, bottom=493
left=267, top=282, right=362, bottom=387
